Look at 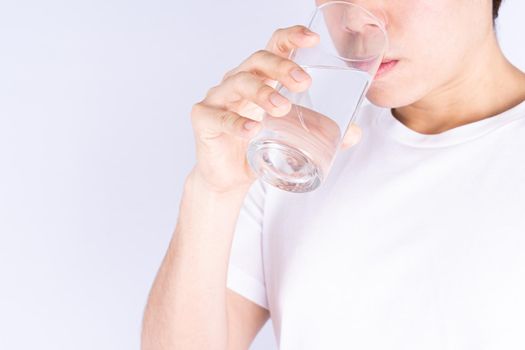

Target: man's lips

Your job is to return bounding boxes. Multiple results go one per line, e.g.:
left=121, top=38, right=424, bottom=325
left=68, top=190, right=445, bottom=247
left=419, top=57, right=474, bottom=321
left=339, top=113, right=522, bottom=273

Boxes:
left=350, top=58, right=399, bottom=78
left=375, top=59, right=398, bottom=78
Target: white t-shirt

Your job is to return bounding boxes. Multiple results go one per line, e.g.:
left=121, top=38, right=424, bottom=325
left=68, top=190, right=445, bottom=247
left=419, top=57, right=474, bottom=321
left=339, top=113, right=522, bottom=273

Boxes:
left=226, top=100, right=525, bottom=349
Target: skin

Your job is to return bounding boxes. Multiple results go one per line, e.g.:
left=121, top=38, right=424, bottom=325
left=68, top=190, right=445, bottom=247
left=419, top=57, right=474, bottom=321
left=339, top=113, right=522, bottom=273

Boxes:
left=317, top=0, right=525, bottom=134
left=142, top=27, right=321, bottom=349
left=141, top=2, right=525, bottom=349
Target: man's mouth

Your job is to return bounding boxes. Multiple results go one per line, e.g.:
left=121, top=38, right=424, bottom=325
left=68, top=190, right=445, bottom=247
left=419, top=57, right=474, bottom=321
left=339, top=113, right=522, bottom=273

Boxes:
left=375, top=59, right=398, bottom=78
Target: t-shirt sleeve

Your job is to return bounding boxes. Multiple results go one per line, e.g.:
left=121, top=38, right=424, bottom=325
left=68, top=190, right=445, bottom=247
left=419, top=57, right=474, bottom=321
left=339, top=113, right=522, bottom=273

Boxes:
left=226, top=179, right=269, bottom=310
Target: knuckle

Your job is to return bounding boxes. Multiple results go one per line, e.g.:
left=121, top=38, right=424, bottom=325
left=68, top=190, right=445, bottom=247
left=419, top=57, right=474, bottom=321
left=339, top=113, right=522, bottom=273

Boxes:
left=205, top=84, right=219, bottom=98
left=235, top=70, right=253, bottom=81
left=190, top=102, right=204, bottom=118
left=251, top=49, right=269, bottom=61
left=230, top=71, right=253, bottom=88
left=273, top=27, right=285, bottom=37
left=293, top=24, right=308, bottom=33
left=221, top=68, right=235, bottom=81
left=190, top=102, right=209, bottom=128
left=274, top=39, right=289, bottom=54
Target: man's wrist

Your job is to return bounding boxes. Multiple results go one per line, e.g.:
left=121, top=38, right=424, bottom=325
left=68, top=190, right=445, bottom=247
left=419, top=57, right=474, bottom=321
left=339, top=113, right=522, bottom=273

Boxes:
left=183, top=168, right=252, bottom=202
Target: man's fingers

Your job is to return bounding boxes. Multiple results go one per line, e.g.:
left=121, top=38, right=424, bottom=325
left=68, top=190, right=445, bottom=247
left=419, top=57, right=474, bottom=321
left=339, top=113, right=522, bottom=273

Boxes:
left=340, top=124, right=363, bottom=150
left=204, top=71, right=292, bottom=118
left=221, top=25, right=319, bottom=89
left=265, top=25, right=320, bottom=58
left=191, top=102, right=262, bottom=140
left=262, top=25, right=319, bottom=88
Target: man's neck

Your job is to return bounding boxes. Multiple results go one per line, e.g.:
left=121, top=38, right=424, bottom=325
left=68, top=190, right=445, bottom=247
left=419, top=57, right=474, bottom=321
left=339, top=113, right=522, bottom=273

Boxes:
left=392, top=32, right=525, bottom=135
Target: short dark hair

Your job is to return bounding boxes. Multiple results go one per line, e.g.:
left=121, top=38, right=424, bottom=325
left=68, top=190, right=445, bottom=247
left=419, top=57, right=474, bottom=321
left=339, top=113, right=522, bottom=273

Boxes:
left=493, top=0, right=503, bottom=20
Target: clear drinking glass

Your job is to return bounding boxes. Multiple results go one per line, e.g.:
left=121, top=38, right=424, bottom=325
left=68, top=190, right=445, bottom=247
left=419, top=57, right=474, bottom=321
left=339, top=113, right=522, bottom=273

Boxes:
left=246, top=1, right=388, bottom=193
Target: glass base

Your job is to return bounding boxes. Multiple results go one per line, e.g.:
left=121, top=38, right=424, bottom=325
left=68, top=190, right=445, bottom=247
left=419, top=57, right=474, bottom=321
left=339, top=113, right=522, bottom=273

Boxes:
left=247, top=139, right=322, bottom=193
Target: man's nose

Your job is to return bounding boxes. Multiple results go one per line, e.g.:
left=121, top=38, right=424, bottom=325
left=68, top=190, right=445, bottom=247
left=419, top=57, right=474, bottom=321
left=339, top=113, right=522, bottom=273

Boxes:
left=315, top=0, right=388, bottom=28
left=341, top=1, right=387, bottom=31
left=337, top=2, right=387, bottom=60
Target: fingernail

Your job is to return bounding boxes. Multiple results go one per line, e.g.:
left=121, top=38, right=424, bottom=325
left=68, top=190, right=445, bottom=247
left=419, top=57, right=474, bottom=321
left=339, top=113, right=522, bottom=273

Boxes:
left=303, top=28, right=317, bottom=36
left=291, top=68, right=309, bottom=82
left=269, top=92, right=289, bottom=107
left=244, top=121, right=258, bottom=130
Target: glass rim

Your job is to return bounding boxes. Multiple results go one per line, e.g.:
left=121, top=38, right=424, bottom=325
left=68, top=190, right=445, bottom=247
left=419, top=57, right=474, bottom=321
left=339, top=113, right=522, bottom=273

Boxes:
left=306, top=0, right=389, bottom=63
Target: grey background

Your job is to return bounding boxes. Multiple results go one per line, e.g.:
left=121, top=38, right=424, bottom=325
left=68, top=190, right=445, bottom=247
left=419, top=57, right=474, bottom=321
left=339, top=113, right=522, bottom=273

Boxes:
left=0, top=1, right=523, bottom=349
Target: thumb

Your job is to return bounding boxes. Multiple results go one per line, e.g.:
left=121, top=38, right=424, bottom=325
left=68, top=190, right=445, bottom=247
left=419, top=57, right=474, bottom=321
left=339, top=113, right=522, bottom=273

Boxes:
left=340, top=123, right=362, bottom=150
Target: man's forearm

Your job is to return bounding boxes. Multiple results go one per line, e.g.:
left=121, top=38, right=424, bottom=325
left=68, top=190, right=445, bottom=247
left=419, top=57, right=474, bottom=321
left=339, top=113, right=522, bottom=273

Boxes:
left=141, top=172, right=252, bottom=349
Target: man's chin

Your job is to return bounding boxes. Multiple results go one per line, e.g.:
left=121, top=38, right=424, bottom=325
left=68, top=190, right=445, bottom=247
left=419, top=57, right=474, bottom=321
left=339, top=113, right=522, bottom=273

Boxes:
left=365, top=84, right=414, bottom=109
